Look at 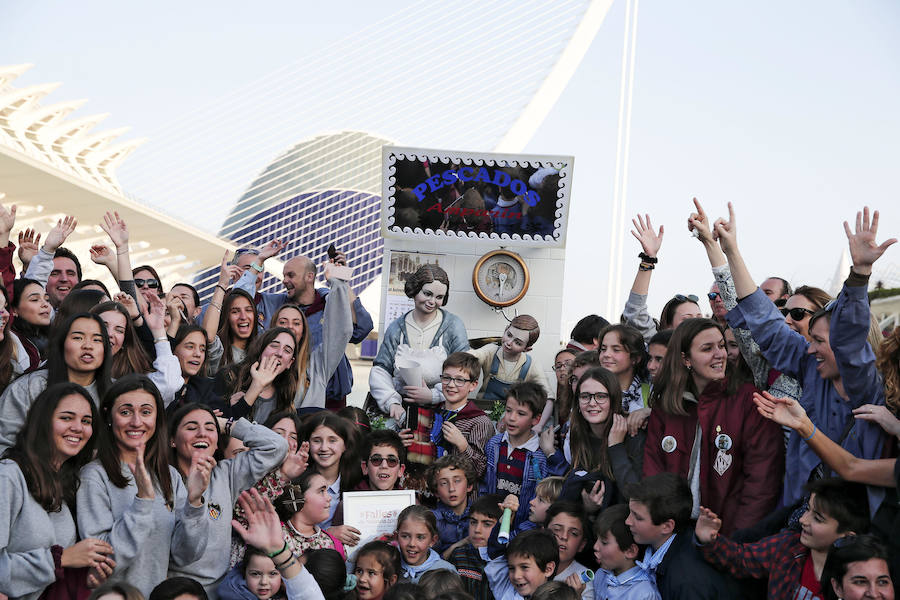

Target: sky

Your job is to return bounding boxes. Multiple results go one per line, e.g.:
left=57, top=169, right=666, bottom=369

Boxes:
left=3, top=0, right=900, bottom=336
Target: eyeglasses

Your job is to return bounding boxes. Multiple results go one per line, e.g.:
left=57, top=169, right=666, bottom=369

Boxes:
left=440, top=375, right=472, bottom=387
left=134, top=278, right=160, bottom=289
left=780, top=307, right=815, bottom=320
left=674, top=294, right=699, bottom=303
left=707, top=292, right=721, bottom=301
left=368, top=455, right=400, bottom=467
left=552, top=360, right=573, bottom=371
left=578, top=392, right=610, bottom=405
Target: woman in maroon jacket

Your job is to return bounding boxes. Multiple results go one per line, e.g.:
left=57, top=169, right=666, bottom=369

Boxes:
left=643, top=317, right=783, bottom=535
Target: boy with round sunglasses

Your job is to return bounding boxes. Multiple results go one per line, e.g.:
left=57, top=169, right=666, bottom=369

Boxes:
left=360, top=429, right=407, bottom=491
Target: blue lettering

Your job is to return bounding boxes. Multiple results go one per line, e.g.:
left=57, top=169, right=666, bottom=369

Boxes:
left=525, top=190, right=541, bottom=207
left=510, top=179, right=526, bottom=195
left=459, top=166, right=474, bottom=181
left=412, top=183, right=428, bottom=201
left=491, top=170, right=511, bottom=187
left=474, top=167, right=491, bottom=183
left=426, top=174, right=443, bottom=192
left=441, top=170, right=458, bottom=185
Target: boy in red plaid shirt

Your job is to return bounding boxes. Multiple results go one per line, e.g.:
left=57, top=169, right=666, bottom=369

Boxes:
left=694, top=478, right=869, bottom=600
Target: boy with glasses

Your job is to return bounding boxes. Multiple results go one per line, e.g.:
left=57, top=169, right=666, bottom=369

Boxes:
left=359, top=429, right=408, bottom=491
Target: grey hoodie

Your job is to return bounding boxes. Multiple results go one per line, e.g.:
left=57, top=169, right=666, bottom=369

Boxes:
left=76, top=460, right=210, bottom=597
left=0, top=460, right=78, bottom=600
left=167, top=419, right=288, bottom=598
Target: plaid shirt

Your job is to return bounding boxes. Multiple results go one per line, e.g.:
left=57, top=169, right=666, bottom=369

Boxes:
left=699, top=530, right=809, bottom=600
left=451, top=543, right=495, bottom=600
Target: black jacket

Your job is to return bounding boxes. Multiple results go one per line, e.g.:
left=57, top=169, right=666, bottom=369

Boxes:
left=655, top=527, right=738, bottom=600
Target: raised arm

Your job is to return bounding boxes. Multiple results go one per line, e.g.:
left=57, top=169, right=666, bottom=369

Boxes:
left=754, top=391, right=896, bottom=487
left=622, top=214, right=664, bottom=342
left=24, top=215, right=76, bottom=286
left=714, top=203, right=756, bottom=299
left=232, top=239, right=285, bottom=297
left=203, top=252, right=242, bottom=344
left=0, top=202, right=16, bottom=295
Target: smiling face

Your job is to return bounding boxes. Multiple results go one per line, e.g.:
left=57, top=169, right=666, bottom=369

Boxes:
left=682, top=327, right=727, bottom=391
left=548, top=513, right=586, bottom=569
left=413, top=281, right=447, bottom=317
left=361, top=443, right=404, bottom=491
left=647, top=343, right=667, bottom=380
left=798, top=493, right=848, bottom=551
left=724, top=328, right=741, bottom=365
left=14, top=283, right=52, bottom=326
left=0, top=292, right=8, bottom=342
left=275, top=306, right=305, bottom=343
left=272, top=417, right=298, bottom=453
left=173, top=408, right=218, bottom=463
left=309, top=425, right=345, bottom=472
left=785, top=294, right=818, bottom=339
left=807, top=319, right=840, bottom=380
left=507, top=553, right=555, bottom=598
left=47, top=256, right=79, bottom=307
left=434, top=466, right=472, bottom=511
left=245, top=553, right=281, bottom=600
left=99, top=310, right=127, bottom=356
left=282, top=257, right=313, bottom=302
left=599, top=331, right=634, bottom=378
left=227, top=295, right=255, bottom=339
left=301, top=473, right=332, bottom=523
left=63, top=317, right=105, bottom=377
left=397, top=518, right=438, bottom=566
left=440, top=366, right=477, bottom=408
left=50, top=393, right=94, bottom=469
left=355, top=553, right=396, bottom=600
left=133, top=268, right=161, bottom=302
left=174, top=331, right=207, bottom=378
left=833, top=558, right=894, bottom=600
left=577, top=378, right=611, bottom=426
left=110, top=390, right=157, bottom=454
left=554, top=351, right=575, bottom=386
left=259, top=332, right=295, bottom=374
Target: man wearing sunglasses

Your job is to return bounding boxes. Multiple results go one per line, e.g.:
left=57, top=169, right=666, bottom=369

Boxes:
left=708, top=284, right=727, bottom=324
left=233, top=238, right=374, bottom=410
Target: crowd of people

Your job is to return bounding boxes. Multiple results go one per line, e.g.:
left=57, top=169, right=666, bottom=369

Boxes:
left=1, top=199, right=899, bottom=600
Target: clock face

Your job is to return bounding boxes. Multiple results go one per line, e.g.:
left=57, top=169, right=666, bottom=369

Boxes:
left=473, top=251, right=529, bottom=307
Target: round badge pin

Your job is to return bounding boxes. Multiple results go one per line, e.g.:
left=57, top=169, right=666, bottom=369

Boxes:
left=661, top=435, right=677, bottom=453
left=715, top=433, right=733, bottom=451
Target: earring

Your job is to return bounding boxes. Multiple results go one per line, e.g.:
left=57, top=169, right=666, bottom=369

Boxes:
left=686, top=364, right=693, bottom=373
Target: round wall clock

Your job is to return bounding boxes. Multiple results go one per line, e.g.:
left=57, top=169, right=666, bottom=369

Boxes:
left=472, top=250, right=530, bottom=308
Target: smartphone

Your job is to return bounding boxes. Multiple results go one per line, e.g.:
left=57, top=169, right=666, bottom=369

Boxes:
left=327, top=243, right=338, bottom=260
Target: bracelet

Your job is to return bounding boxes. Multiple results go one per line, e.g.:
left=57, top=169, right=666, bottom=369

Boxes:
left=117, top=248, right=129, bottom=255
left=267, top=541, right=289, bottom=558
left=210, top=302, right=222, bottom=311
left=638, top=252, right=658, bottom=264
left=216, top=284, right=227, bottom=293
left=802, top=425, right=817, bottom=442
left=153, top=336, right=168, bottom=344
left=251, top=262, right=264, bottom=273
left=276, top=557, right=297, bottom=571
left=274, top=553, right=295, bottom=569
left=638, top=262, right=655, bottom=272
left=224, top=417, right=235, bottom=437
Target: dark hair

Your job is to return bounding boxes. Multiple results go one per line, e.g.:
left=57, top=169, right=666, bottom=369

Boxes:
left=55, top=289, right=108, bottom=325
left=821, top=535, right=891, bottom=600
left=553, top=348, right=577, bottom=424
left=792, top=285, right=831, bottom=312
left=469, top=494, right=503, bottom=521
left=426, top=454, right=477, bottom=496
left=303, top=411, right=361, bottom=491
left=263, top=409, right=303, bottom=448
left=2, top=382, right=100, bottom=511
left=97, top=375, right=175, bottom=509
left=355, top=541, right=402, bottom=592
left=597, top=324, right=648, bottom=381
left=545, top=501, right=591, bottom=547
left=54, top=247, right=82, bottom=281
left=442, top=352, right=480, bottom=382
left=240, top=546, right=273, bottom=579
left=507, top=529, right=558, bottom=574
left=650, top=318, right=728, bottom=416
left=217, top=289, right=260, bottom=367
left=404, top=264, right=450, bottom=306
left=659, top=296, right=701, bottom=331
left=172, top=324, right=209, bottom=378
left=594, top=503, right=636, bottom=552
left=572, top=350, right=600, bottom=371
left=0, top=285, right=13, bottom=391
left=271, top=303, right=311, bottom=381
left=806, top=478, right=870, bottom=534
left=432, top=592, right=475, bottom=600
left=648, top=329, right=673, bottom=348
left=170, top=283, right=200, bottom=312
left=625, top=473, right=692, bottom=530
left=766, top=277, right=792, bottom=298
left=570, top=315, right=609, bottom=345
left=91, top=301, right=154, bottom=378
left=72, top=279, right=111, bottom=297
left=133, top=265, right=165, bottom=297
left=506, top=381, right=546, bottom=419
left=397, top=504, right=439, bottom=538
left=383, top=583, right=425, bottom=600
left=222, top=327, right=299, bottom=416
left=364, top=429, right=407, bottom=465
left=338, top=405, right=371, bottom=434
left=569, top=367, right=623, bottom=478
left=87, top=581, right=144, bottom=600
left=878, top=327, right=900, bottom=414
left=46, top=312, right=113, bottom=400
left=148, top=577, right=207, bottom=600
left=508, top=314, right=540, bottom=348
left=167, top=402, right=224, bottom=467
left=303, top=548, right=349, bottom=600
left=531, top=581, right=578, bottom=600
left=418, top=570, right=463, bottom=598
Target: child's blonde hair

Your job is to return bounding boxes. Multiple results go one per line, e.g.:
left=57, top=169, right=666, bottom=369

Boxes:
left=535, top=476, right=565, bottom=503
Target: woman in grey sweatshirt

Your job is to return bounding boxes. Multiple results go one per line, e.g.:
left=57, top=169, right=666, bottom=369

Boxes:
left=0, top=312, right=113, bottom=453
left=164, top=402, right=288, bottom=598
left=76, top=375, right=213, bottom=598
left=0, top=382, right=113, bottom=600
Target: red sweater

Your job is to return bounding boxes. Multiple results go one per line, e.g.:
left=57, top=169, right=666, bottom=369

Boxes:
left=643, top=380, right=784, bottom=535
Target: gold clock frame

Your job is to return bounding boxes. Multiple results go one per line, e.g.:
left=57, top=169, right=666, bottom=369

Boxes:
left=472, top=250, right=530, bottom=308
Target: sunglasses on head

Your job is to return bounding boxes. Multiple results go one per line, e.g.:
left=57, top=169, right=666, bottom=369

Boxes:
left=134, top=278, right=160, bottom=289
left=780, top=307, right=815, bottom=320
left=368, top=455, right=400, bottom=467
left=674, top=294, right=699, bottom=303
